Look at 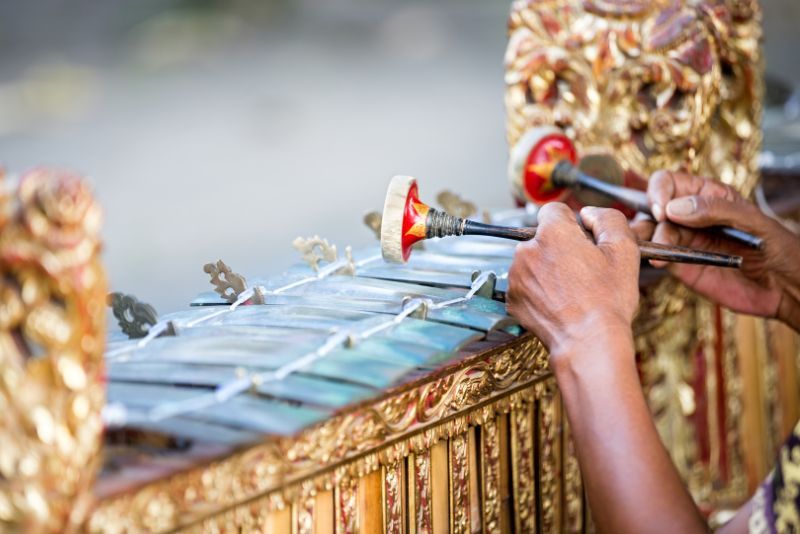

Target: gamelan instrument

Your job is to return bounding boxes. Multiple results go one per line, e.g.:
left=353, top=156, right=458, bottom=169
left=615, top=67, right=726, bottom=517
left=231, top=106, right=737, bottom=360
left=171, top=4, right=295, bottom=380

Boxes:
left=92, top=224, right=576, bottom=532
left=380, top=174, right=743, bottom=268
left=509, top=127, right=764, bottom=250
left=5, top=1, right=800, bottom=532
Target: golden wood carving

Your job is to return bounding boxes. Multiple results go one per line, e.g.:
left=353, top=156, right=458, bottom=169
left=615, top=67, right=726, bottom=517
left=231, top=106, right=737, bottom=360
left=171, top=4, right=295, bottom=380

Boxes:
left=506, top=0, right=762, bottom=195
left=0, top=169, right=106, bottom=532
left=480, top=416, right=502, bottom=533
left=449, top=433, right=470, bottom=534
left=89, top=337, right=550, bottom=531
left=563, top=419, right=583, bottom=533
left=536, top=380, right=561, bottom=533
left=511, top=400, right=536, bottom=533
left=412, top=450, right=432, bottom=534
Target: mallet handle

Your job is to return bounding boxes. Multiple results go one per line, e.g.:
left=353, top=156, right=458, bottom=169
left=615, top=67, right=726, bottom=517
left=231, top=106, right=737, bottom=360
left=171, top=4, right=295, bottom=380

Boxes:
left=459, top=219, right=741, bottom=268
left=551, top=161, right=764, bottom=250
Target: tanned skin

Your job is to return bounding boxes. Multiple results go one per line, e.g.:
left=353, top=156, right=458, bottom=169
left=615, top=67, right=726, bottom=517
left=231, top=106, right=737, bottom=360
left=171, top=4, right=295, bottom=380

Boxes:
left=506, top=172, right=800, bottom=533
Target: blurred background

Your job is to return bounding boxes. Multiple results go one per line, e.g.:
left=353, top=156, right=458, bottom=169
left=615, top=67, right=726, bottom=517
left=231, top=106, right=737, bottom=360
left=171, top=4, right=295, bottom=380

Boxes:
left=1, top=0, right=798, bottom=313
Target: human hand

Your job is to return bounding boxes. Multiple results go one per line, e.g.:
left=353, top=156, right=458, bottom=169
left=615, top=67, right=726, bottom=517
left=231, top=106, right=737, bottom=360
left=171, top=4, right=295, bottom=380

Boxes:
left=644, top=170, right=800, bottom=330
left=506, top=203, right=640, bottom=360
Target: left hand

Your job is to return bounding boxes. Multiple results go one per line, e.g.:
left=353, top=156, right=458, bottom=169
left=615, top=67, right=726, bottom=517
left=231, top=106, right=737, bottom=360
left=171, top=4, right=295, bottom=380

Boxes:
left=506, top=203, right=641, bottom=360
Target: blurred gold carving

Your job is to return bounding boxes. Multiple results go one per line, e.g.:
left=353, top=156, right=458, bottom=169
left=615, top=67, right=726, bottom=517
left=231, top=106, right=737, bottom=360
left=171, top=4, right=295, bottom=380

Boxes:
left=0, top=169, right=106, bottom=531
left=204, top=259, right=247, bottom=303
left=505, top=0, right=762, bottom=195
left=437, top=190, right=478, bottom=220
left=292, top=235, right=355, bottom=275
left=335, top=477, right=357, bottom=534
left=296, top=484, right=315, bottom=534
left=363, top=211, right=382, bottom=240
left=107, top=292, right=158, bottom=339
left=563, top=419, right=584, bottom=533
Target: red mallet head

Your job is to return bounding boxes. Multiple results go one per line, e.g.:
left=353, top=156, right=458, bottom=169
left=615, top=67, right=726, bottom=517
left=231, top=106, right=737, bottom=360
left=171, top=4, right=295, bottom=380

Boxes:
left=508, top=126, right=578, bottom=204
left=380, top=175, right=431, bottom=263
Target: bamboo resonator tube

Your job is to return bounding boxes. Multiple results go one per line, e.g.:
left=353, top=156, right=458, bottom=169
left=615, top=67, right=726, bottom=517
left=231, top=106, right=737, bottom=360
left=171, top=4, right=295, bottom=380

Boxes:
left=380, top=175, right=742, bottom=268
left=509, top=126, right=764, bottom=250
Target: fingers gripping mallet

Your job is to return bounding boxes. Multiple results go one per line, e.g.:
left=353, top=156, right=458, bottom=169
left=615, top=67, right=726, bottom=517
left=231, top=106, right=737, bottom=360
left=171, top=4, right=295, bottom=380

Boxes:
left=509, top=127, right=763, bottom=250
left=380, top=175, right=742, bottom=268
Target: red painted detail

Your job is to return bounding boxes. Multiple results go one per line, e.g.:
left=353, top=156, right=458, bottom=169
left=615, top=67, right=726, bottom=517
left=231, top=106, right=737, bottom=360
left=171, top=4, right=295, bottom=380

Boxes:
left=713, top=305, right=730, bottom=482
left=692, top=344, right=711, bottom=466
left=400, top=182, right=429, bottom=262
left=521, top=133, right=577, bottom=203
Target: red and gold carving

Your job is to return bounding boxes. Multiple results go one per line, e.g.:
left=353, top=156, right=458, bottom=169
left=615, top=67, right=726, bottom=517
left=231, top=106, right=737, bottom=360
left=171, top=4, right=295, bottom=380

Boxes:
left=505, top=0, right=768, bottom=512
left=384, top=462, right=403, bottom=534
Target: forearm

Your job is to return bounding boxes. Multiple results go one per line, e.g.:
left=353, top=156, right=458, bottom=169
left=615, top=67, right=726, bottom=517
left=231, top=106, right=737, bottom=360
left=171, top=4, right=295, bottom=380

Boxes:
left=551, top=326, right=707, bottom=533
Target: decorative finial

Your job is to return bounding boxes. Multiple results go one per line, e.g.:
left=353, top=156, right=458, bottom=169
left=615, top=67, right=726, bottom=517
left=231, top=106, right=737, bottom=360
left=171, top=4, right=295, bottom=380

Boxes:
left=292, top=235, right=356, bottom=275
left=107, top=292, right=159, bottom=339
left=436, top=190, right=478, bottom=219
left=363, top=211, right=382, bottom=240
left=204, top=260, right=247, bottom=303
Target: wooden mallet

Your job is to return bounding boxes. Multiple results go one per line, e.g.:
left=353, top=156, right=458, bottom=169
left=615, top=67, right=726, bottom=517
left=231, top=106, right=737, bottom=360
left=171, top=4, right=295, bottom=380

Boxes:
left=380, top=175, right=742, bottom=268
left=509, top=127, right=763, bottom=250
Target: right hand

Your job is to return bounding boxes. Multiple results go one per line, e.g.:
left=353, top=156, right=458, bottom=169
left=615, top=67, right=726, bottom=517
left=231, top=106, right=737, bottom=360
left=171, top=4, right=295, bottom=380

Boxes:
left=643, top=170, right=800, bottom=330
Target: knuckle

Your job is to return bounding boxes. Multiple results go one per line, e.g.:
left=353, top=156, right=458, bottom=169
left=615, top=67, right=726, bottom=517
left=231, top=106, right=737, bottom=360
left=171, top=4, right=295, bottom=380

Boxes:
left=541, top=201, right=572, bottom=220
left=648, top=170, right=675, bottom=195
left=607, top=208, right=628, bottom=225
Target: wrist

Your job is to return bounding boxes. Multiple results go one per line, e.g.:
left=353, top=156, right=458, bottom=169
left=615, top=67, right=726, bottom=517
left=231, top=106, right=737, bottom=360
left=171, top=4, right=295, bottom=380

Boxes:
left=549, top=315, right=636, bottom=377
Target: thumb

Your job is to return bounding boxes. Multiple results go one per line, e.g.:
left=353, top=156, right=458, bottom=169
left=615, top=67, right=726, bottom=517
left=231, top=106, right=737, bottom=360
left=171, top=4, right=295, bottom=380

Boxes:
left=665, top=195, right=766, bottom=235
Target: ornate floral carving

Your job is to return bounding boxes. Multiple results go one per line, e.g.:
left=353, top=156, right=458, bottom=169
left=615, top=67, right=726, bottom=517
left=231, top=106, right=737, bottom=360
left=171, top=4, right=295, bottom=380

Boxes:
left=107, top=292, right=158, bottom=339
left=0, top=169, right=106, bottom=532
left=384, top=462, right=403, bottom=534
left=297, top=482, right=316, bottom=534
left=413, top=450, right=432, bottom=533
left=563, top=420, right=584, bottom=533
left=203, top=259, right=247, bottom=303
left=449, top=433, right=471, bottom=534
left=481, top=416, right=502, bottom=533
left=511, top=399, right=536, bottom=533
left=335, top=476, right=357, bottom=534
left=536, top=380, right=560, bottom=533
left=292, top=235, right=355, bottom=275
